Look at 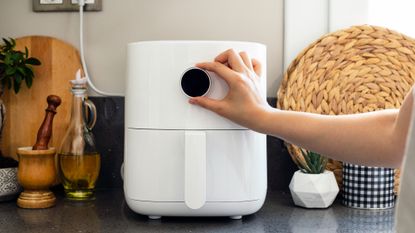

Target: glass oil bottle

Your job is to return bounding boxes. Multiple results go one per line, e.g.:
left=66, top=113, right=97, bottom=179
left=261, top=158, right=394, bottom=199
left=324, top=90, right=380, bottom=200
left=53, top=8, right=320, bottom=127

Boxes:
left=58, top=71, right=100, bottom=200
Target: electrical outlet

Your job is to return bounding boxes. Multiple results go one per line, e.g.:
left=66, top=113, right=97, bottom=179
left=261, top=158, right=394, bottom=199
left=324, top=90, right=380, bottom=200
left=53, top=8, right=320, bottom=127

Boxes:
left=40, top=0, right=63, bottom=4
left=33, top=0, right=102, bottom=12
left=71, top=0, right=95, bottom=4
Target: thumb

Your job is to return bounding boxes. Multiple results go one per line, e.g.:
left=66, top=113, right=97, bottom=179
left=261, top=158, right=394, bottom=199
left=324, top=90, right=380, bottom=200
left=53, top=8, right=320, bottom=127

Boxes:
left=189, top=96, right=223, bottom=113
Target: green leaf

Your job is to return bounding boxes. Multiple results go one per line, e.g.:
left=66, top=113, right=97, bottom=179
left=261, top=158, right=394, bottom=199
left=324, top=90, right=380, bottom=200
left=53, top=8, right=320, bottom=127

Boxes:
left=1, top=38, right=15, bottom=52
left=25, top=75, right=33, bottom=88
left=298, top=150, right=327, bottom=174
left=321, top=157, right=328, bottom=173
left=11, top=52, right=23, bottom=62
left=0, top=37, right=39, bottom=93
left=4, top=53, right=12, bottom=65
left=24, top=67, right=34, bottom=77
left=16, top=67, right=26, bottom=76
left=309, top=160, right=318, bottom=174
left=5, top=66, right=14, bottom=76
left=302, top=151, right=313, bottom=173
left=312, top=152, right=322, bottom=173
left=300, top=168, right=308, bottom=174
left=25, top=57, right=41, bottom=65
left=10, top=38, right=16, bottom=47
left=15, top=73, right=22, bottom=83
left=13, top=76, right=21, bottom=94
left=2, top=38, right=11, bottom=48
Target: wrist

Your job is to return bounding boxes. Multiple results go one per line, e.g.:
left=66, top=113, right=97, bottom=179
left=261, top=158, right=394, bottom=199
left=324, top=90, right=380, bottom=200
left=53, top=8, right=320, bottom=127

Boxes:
left=250, top=105, right=277, bottom=134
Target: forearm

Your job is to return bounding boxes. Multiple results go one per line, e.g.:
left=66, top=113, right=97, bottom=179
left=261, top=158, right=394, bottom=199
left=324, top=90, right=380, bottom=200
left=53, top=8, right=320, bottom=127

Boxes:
left=191, top=50, right=412, bottom=168
left=255, top=108, right=404, bottom=168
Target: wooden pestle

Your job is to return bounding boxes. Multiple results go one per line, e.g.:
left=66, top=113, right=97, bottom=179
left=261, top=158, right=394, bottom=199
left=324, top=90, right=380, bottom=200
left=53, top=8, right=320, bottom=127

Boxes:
left=32, top=95, right=62, bottom=150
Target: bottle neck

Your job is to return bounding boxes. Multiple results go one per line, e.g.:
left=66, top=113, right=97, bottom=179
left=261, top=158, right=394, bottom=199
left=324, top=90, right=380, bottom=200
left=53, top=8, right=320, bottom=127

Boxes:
left=70, top=88, right=87, bottom=126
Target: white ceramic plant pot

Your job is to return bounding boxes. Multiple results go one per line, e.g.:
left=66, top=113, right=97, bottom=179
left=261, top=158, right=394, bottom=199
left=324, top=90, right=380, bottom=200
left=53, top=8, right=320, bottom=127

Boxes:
left=289, top=170, right=339, bottom=208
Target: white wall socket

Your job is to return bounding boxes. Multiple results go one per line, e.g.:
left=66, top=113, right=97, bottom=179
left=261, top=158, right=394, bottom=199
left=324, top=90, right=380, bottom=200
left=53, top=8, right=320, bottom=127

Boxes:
left=71, top=0, right=95, bottom=4
left=33, top=0, right=102, bottom=11
left=40, top=0, right=63, bottom=4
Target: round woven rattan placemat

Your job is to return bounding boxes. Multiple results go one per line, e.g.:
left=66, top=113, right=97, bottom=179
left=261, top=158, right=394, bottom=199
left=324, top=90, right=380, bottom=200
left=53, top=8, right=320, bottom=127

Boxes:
left=277, top=25, right=415, bottom=193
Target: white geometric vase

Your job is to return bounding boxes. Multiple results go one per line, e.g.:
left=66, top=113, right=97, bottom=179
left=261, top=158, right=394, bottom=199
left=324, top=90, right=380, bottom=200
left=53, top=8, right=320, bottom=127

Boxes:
left=289, top=170, right=339, bottom=208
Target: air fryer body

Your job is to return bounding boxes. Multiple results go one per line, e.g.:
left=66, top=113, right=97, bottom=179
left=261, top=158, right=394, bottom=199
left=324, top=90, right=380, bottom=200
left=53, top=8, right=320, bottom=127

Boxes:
left=124, top=41, right=267, bottom=218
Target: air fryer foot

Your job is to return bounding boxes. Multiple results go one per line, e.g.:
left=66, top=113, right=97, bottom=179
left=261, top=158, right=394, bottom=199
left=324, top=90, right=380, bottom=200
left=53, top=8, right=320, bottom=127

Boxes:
left=229, top=215, right=242, bottom=220
left=148, top=215, right=162, bottom=220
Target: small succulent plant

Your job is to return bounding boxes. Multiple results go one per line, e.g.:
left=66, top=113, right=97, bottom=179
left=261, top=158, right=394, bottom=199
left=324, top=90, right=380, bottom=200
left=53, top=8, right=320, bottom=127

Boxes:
left=291, top=149, right=328, bottom=174
left=0, top=37, right=41, bottom=94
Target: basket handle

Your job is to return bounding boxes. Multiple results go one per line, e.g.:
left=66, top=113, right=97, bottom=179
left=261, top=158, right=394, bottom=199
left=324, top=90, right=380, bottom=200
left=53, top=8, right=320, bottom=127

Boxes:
left=184, top=131, right=206, bottom=209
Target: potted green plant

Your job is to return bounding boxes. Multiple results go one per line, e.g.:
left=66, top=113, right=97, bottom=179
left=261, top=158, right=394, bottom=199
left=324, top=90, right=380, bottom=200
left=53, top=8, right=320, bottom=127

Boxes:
left=289, top=149, right=339, bottom=208
left=0, top=37, right=40, bottom=94
left=0, top=37, right=41, bottom=201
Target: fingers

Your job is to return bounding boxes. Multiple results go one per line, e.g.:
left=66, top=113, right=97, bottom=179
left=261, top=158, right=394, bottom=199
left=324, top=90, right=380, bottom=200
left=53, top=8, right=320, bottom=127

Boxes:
left=189, top=96, right=223, bottom=115
left=252, top=58, right=262, bottom=77
left=197, top=50, right=262, bottom=84
left=214, top=49, right=245, bottom=72
left=196, top=62, right=235, bottom=84
left=239, top=51, right=253, bottom=70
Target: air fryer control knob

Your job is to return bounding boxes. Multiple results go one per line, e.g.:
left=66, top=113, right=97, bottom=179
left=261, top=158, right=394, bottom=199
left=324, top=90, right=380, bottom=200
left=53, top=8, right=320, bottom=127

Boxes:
left=181, top=67, right=211, bottom=97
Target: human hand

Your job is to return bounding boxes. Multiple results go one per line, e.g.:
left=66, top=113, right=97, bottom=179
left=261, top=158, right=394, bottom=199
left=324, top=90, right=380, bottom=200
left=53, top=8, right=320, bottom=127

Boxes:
left=189, top=49, right=272, bottom=130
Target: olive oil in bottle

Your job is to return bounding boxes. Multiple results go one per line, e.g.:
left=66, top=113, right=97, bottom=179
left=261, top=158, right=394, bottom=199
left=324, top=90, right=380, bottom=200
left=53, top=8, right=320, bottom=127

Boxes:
left=58, top=70, right=100, bottom=200
left=58, top=152, right=101, bottom=199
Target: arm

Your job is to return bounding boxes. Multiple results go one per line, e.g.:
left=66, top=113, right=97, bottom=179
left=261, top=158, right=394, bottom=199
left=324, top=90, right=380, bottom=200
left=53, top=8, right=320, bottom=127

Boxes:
left=258, top=104, right=409, bottom=168
left=190, top=49, right=413, bottom=168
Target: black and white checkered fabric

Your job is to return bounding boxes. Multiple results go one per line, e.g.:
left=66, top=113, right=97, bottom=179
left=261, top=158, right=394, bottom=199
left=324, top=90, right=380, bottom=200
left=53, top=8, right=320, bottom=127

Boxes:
left=342, top=163, right=395, bottom=209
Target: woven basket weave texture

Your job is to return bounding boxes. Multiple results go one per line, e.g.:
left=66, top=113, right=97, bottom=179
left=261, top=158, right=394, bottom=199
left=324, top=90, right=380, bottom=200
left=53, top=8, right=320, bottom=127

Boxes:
left=277, top=25, right=415, bottom=193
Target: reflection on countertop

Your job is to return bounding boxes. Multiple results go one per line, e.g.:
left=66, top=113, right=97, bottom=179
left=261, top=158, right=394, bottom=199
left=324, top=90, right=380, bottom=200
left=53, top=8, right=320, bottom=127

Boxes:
left=0, top=189, right=395, bottom=233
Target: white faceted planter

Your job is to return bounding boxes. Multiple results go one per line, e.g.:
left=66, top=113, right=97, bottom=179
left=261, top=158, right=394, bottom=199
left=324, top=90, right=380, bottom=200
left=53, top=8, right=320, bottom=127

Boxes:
left=289, top=170, right=339, bottom=208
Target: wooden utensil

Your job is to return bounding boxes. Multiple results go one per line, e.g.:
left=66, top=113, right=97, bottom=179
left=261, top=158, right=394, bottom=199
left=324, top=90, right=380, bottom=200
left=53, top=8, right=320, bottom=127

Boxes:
left=17, top=95, right=62, bottom=209
left=17, top=147, right=57, bottom=209
left=1, top=36, right=82, bottom=160
left=33, top=95, right=62, bottom=150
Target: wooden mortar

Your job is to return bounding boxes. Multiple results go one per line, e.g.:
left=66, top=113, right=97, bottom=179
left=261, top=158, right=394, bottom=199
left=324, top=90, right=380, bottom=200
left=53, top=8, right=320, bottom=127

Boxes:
left=17, top=95, right=61, bottom=209
left=17, top=147, right=56, bottom=209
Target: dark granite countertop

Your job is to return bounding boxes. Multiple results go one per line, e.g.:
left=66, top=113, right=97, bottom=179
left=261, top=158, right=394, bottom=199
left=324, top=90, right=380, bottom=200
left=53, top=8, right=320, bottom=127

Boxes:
left=0, top=189, right=395, bottom=233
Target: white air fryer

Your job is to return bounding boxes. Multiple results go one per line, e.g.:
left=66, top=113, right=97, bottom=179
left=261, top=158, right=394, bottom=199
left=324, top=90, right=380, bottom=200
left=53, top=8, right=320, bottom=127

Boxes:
left=124, top=41, right=267, bottom=219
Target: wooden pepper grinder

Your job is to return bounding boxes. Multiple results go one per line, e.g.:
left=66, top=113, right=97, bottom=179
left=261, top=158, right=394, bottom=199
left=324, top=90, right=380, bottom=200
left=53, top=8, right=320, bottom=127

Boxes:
left=17, top=95, right=62, bottom=209
left=33, top=95, right=62, bottom=150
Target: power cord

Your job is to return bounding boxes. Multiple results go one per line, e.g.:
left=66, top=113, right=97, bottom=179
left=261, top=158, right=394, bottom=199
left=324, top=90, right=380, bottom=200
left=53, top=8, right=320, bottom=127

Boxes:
left=78, top=0, right=124, bottom=96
